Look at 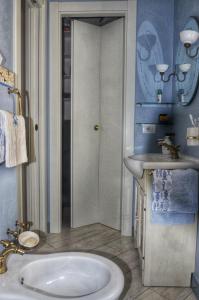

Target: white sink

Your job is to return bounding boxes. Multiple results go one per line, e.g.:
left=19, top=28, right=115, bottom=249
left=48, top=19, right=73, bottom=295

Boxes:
left=124, top=153, right=199, bottom=179
left=0, top=253, right=124, bottom=300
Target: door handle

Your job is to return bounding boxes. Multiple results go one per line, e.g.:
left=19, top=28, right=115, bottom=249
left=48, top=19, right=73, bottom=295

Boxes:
left=94, top=124, right=100, bottom=131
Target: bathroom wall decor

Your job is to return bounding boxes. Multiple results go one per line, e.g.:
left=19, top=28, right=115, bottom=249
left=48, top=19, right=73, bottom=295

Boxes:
left=156, top=63, right=191, bottom=83
left=176, top=17, right=199, bottom=105
left=137, top=20, right=164, bottom=102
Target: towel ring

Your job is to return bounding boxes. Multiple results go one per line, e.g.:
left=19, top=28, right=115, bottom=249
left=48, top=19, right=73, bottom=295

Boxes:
left=8, top=88, right=22, bottom=116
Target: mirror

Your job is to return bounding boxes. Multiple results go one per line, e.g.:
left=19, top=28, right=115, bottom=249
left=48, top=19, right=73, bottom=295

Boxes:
left=176, top=17, right=199, bottom=105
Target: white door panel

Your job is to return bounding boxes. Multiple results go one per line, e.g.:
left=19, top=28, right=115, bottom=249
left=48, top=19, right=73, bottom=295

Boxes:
left=71, top=20, right=100, bottom=228
left=72, top=18, right=124, bottom=230
left=99, top=18, right=124, bottom=230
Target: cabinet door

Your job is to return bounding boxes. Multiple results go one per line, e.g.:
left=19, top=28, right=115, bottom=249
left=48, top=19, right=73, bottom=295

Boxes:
left=134, top=181, right=146, bottom=265
left=139, top=187, right=145, bottom=268
left=134, top=182, right=139, bottom=248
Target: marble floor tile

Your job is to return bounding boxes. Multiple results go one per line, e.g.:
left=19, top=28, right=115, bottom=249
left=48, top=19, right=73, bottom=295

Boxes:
left=117, top=249, right=140, bottom=271
left=105, top=236, right=135, bottom=253
left=185, top=293, right=198, bottom=300
left=121, top=266, right=148, bottom=299
left=152, top=287, right=192, bottom=300
left=134, top=289, right=166, bottom=300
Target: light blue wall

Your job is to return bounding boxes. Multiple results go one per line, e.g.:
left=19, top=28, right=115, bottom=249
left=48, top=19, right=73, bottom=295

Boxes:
left=0, top=0, right=17, bottom=241
left=173, top=0, right=199, bottom=291
left=135, top=0, right=174, bottom=154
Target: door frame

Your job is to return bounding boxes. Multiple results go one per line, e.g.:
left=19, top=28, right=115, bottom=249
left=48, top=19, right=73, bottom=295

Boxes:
left=49, top=0, right=136, bottom=235
left=24, top=0, right=47, bottom=232
left=13, top=0, right=24, bottom=221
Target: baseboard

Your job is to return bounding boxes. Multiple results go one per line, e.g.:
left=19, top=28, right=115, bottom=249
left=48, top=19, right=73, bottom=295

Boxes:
left=191, top=273, right=199, bottom=299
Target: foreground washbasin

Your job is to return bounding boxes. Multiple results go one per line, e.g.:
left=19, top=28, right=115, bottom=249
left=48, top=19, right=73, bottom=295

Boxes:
left=0, top=252, right=124, bottom=300
left=124, top=153, right=199, bottom=179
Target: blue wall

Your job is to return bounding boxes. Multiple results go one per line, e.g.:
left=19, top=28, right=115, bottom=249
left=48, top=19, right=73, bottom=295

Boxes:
left=173, top=0, right=199, bottom=292
left=0, top=0, right=17, bottom=241
left=135, top=0, right=174, bottom=154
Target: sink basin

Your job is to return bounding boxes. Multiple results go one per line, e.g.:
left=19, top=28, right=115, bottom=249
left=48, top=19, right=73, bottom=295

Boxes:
left=0, top=252, right=124, bottom=300
left=124, top=153, right=199, bottom=178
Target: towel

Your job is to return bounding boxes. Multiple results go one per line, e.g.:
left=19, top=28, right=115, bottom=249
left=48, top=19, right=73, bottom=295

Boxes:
left=151, top=211, right=195, bottom=225
left=0, top=111, right=5, bottom=163
left=152, top=169, right=172, bottom=212
left=152, top=169, right=198, bottom=214
left=169, top=169, right=198, bottom=214
left=152, top=169, right=198, bottom=225
left=0, top=110, right=28, bottom=168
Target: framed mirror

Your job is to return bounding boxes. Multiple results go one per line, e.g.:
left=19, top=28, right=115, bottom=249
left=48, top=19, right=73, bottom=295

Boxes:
left=176, top=17, right=199, bottom=105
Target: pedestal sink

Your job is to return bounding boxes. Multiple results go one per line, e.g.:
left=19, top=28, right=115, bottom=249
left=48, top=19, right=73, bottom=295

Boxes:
left=0, top=253, right=124, bottom=300
left=124, top=153, right=199, bottom=179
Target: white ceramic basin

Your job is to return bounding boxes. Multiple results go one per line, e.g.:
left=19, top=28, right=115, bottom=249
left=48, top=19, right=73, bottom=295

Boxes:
left=0, top=253, right=124, bottom=300
left=124, top=153, right=199, bottom=179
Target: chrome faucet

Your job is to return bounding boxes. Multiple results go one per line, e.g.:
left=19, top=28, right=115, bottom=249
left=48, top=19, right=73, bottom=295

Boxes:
left=158, top=140, right=180, bottom=159
left=0, top=240, right=25, bottom=274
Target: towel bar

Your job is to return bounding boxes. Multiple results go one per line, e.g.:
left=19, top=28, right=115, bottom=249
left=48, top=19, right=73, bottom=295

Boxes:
left=8, top=88, right=22, bottom=116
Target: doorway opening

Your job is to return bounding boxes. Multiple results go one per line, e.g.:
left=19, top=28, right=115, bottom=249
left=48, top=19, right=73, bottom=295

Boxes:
left=61, top=16, right=124, bottom=230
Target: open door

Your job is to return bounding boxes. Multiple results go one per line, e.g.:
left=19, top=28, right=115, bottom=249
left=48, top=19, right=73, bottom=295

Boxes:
left=71, top=20, right=100, bottom=228
left=99, top=18, right=124, bottom=230
left=71, top=18, right=124, bottom=230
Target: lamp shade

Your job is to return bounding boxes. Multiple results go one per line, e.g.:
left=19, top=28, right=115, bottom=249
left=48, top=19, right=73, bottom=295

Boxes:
left=180, top=30, right=199, bottom=45
left=156, top=64, right=169, bottom=73
left=179, top=63, right=191, bottom=72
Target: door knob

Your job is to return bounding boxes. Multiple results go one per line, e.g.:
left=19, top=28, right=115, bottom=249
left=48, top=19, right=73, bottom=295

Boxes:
left=94, top=124, right=100, bottom=131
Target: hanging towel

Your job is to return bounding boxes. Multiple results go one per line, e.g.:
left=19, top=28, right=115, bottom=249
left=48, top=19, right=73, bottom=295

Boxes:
left=151, top=211, right=195, bottom=225
left=3, top=111, right=28, bottom=168
left=152, top=169, right=198, bottom=225
left=0, top=111, right=5, bottom=163
left=168, top=169, right=198, bottom=214
left=152, top=169, right=172, bottom=213
left=152, top=169, right=198, bottom=214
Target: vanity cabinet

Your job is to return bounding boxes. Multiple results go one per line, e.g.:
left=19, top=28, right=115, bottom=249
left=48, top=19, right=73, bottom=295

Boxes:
left=134, top=172, right=197, bottom=287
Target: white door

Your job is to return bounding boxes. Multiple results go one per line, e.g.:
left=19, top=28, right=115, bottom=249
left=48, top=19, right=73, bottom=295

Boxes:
left=71, top=20, right=100, bottom=227
left=99, top=18, right=124, bottom=230
left=71, top=18, right=124, bottom=230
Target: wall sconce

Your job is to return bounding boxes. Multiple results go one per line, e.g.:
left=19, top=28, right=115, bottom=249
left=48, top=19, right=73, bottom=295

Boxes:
left=156, top=63, right=191, bottom=82
left=180, top=29, right=199, bottom=58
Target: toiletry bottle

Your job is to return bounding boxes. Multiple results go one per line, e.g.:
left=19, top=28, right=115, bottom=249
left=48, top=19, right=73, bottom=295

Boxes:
left=157, top=89, right=162, bottom=103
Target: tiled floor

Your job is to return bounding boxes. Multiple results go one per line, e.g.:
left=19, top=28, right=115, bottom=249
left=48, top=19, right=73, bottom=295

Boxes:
left=34, top=223, right=197, bottom=300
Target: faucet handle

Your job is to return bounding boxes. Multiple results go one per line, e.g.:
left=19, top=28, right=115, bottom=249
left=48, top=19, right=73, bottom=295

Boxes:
left=15, top=220, right=33, bottom=231
left=0, top=240, right=15, bottom=249
left=7, top=228, right=19, bottom=239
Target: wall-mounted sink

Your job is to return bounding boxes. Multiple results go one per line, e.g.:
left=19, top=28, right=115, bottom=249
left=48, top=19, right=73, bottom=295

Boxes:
left=124, top=153, right=199, bottom=179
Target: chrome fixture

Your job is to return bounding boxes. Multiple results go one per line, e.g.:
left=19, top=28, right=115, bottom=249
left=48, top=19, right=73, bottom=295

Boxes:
left=156, top=64, right=191, bottom=83
left=180, top=29, right=199, bottom=58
